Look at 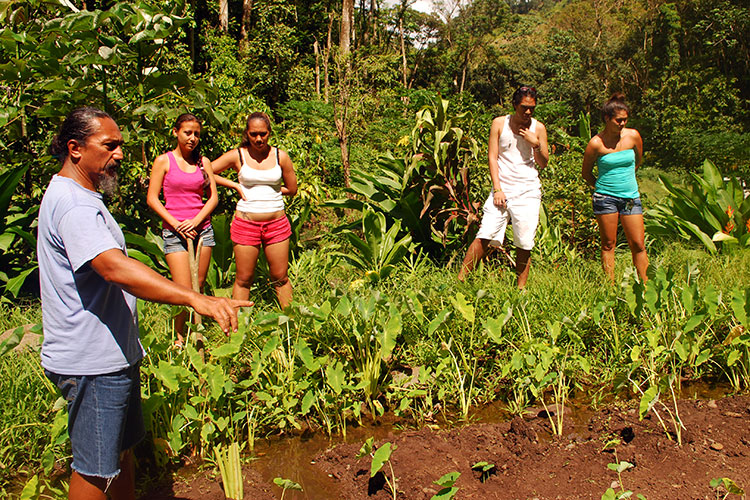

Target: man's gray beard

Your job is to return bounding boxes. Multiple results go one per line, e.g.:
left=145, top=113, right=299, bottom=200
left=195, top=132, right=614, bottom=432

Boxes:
left=98, top=169, right=119, bottom=197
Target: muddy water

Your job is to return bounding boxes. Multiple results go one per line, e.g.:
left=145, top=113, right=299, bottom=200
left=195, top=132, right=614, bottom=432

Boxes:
left=250, top=422, right=397, bottom=500
left=246, top=380, right=735, bottom=499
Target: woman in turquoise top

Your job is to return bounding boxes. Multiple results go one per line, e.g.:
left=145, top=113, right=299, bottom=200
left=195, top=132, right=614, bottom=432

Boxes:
left=582, top=93, right=648, bottom=283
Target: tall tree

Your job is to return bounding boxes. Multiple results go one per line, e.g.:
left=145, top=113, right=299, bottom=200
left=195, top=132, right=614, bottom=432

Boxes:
left=335, top=0, right=355, bottom=186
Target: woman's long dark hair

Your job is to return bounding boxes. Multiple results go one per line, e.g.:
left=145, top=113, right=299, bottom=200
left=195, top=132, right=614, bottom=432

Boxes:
left=174, top=113, right=208, bottom=188
left=602, top=93, right=630, bottom=121
left=240, top=112, right=272, bottom=148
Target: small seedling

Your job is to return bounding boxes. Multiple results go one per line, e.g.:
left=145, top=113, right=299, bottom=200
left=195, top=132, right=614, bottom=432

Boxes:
left=601, top=439, right=646, bottom=500
left=357, top=437, right=398, bottom=500
left=471, top=461, right=496, bottom=483
left=273, top=477, right=303, bottom=500
left=710, top=477, right=745, bottom=499
left=431, top=471, right=460, bottom=500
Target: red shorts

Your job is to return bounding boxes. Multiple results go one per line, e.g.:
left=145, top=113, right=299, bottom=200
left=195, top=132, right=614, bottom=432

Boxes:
left=230, top=215, right=292, bottom=246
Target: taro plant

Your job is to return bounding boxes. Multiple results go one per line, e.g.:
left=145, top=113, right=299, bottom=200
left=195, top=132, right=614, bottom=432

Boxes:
left=710, top=477, right=745, bottom=499
left=410, top=97, right=481, bottom=254
left=357, top=437, right=398, bottom=500
left=430, top=471, right=460, bottom=500
left=327, top=97, right=480, bottom=259
left=646, top=159, right=750, bottom=253
left=273, top=477, right=303, bottom=499
left=601, top=439, right=646, bottom=500
left=723, top=288, right=750, bottom=391
left=306, top=290, right=402, bottom=417
left=0, top=166, right=39, bottom=298
left=333, top=208, right=413, bottom=283
left=214, top=441, right=243, bottom=500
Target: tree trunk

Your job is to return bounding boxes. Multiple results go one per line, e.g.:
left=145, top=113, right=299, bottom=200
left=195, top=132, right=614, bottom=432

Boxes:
left=314, top=38, right=321, bottom=98
left=324, top=11, right=333, bottom=103
left=336, top=0, right=354, bottom=187
left=219, top=0, right=228, bottom=32
left=399, top=16, right=408, bottom=87
left=241, top=0, right=254, bottom=39
left=188, top=0, right=197, bottom=71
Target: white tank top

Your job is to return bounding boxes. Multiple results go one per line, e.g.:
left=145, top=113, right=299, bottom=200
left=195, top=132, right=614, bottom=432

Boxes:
left=235, top=148, right=285, bottom=213
left=496, top=115, right=541, bottom=197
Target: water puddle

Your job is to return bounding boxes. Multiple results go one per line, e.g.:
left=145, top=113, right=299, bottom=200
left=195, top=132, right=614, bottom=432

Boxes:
left=250, top=421, right=397, bottom=499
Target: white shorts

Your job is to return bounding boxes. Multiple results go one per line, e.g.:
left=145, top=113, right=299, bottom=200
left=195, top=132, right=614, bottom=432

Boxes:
left=475, top=190, right=541, bottom=250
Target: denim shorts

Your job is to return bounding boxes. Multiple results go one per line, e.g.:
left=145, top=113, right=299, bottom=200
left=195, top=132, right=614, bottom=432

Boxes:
left=45, top=364, right=145, bottom=479
left=592, top=192, right=643, bottom=216
left=163, top=224, right=215, bottom=254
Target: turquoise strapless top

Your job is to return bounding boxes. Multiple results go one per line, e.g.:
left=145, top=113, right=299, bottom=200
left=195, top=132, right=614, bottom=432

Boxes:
left=595, top=148, right=639, bottom=199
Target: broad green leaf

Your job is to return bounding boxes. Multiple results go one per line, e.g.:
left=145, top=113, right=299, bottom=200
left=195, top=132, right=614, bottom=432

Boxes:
left=370, top=442, right=394, bottom=477
left=427, top=308, right=451, bottom=336
left=273, top=477, right=303, bottom=491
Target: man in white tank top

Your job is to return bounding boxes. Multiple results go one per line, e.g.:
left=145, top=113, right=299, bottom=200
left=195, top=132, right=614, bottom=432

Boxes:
left=458, top=86, right=549, bottom=288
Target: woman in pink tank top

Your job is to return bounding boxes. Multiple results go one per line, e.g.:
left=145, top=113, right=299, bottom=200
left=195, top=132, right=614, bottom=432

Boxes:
left=147, top=113, right=218, bottom=343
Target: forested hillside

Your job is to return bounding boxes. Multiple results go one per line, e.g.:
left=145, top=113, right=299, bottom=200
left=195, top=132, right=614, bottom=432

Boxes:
left=0, top=0, right=748, bottom=295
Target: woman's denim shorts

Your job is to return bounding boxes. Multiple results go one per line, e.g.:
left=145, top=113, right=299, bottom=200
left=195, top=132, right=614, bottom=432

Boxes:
left=592, top=192, right=643, bottom=216
left=45, top=364, right=145, bottom=479
left=162, top=224, right=215, bottom=254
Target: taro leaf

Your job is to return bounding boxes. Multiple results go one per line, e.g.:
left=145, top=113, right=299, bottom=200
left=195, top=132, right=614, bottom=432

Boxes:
left=0, top=325, right=24, bottom=357
left=4, top=264, right=37, bottom=298
left=431, top=487, right=459, bottom=500
left=639, top=385, right=658, bottom=419
left=273, top=477, right=303, bottom=491
left=427, top=308, right=451, bottom=336
left=434, top=471, right=460, bottom=488
left=471, top=461, right=494, bottom=472
left=326, top=361, right=345, bottom=394
left=19, top=474, right=39, bottom=500
left=356, top=437, right=375, bottom=459
left=731, top=289, right=750, bottom=327
left=380, top=307, right=401, bottom=360
left=450, top=292, right=475, bottom=323
left=370, top=442, right=394, bottom=477
left=296, top=338, right=318, bottom=371
left=710, top=477, right=745, bottom=495
left=601, top=488, right=617, bottom=500
left=209, top=331, right=244, bottom=359
left=301, top=390, right=315, bottom=415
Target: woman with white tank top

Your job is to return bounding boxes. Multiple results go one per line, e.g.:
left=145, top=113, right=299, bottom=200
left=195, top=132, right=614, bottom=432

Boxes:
left=212, top=112, right=298, bottom=308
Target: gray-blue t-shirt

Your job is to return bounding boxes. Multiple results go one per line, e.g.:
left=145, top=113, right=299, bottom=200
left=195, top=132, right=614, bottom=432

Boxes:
left=38, top=175, right=144, bottom=375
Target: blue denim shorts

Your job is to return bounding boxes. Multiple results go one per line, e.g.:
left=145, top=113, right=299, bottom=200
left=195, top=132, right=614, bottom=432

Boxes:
left=45, top=364, right=145, bottom=479
left=592, top=192, right=643, bottom=216
left=162, top=224, right=215, bottom=254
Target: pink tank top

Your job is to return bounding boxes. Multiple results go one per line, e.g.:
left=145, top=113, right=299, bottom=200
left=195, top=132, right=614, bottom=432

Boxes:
left=162, top=152, right=210, bottom=231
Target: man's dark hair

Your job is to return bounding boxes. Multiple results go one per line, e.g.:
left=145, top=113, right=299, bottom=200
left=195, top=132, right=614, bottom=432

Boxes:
left=512, top=86, right=538, bottom=106
left=49, top=107, right=113, bottom=162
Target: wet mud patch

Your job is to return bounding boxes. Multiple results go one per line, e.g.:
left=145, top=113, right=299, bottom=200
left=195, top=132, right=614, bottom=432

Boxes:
left=315, top=395, right=750, bottom=499
left=140, top=395, right=750, bottom=499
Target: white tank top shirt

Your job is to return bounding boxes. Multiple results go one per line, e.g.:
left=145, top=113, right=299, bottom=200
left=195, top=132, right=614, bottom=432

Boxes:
left=495, top=115, right=541, bottom=198
left=235, top=147, right=285, bottom=213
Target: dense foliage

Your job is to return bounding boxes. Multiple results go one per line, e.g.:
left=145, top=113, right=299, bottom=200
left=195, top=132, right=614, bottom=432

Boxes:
left=1, top=0, right=749, bottom=496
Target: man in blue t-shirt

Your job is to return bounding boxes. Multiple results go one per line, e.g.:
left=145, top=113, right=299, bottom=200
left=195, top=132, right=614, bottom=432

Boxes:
left=38, top=107, right=252, bottom=500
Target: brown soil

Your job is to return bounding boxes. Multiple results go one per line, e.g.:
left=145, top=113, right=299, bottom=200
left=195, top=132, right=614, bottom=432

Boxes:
left=139, top=395, right=750, bottom=500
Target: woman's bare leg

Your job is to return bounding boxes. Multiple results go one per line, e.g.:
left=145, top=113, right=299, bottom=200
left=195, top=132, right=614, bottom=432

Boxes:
left=596, top=213, right=620, bottom=283
left=233, top=244, right=261, bottom=301
left=264, top=239, right=292, bottom=308
left=620, top=213, right=648, bottom=282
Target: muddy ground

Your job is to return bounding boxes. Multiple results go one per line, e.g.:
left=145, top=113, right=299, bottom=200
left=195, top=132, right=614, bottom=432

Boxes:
left=141, top=395, right=750, bottom=500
